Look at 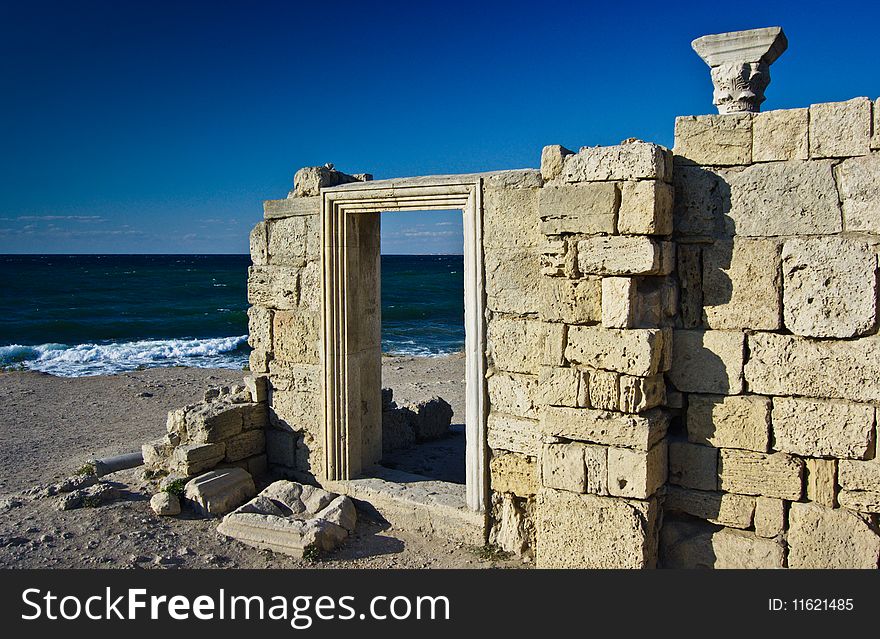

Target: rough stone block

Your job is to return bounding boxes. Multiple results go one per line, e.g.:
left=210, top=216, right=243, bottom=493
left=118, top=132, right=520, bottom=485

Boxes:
left=752, top=107, right=809, bottom=161
left=270, top=388, right=321, bottom=431
left=601, top=277, right=637, bottom=329
left=267, top=215, right=318, bottom=265
left=746, top=332, right=880, bottom=403
left=788, top=502, right=880, bottom=568
left=837, top=153, right=880, bottom=232
left=664, top=486, right=755, bottom=529
left=668, top=330, right=744, bottom=394
left=490, top=451, right=538, bottom=496
left=537, top=182, right=618, bottom=235
left=838, top=460, right=880, bottom=492
left=186, top=402, right=245, bottom=443
left=661, top=520, right=784, bottom=569
left=873, top=98, right=880, bottom=150
left=488, top=372, right=538, bottom=419
left=805, top=457, right=837, bottom=508
left=576, top=236, right=666, bottom=276
left=408, top=396, right=453, bottom=441
left=618, top=374, right=665, bottom=413
left=487, top=413, right=541, bottom=457
left=483, top=187, right=539, bottom=249
left=677, top=243, right=703, bottom=327
left=772, top=397, right=875, bottom=459
left=487, top=317, right=546, bottom=375
left=672, top=165, right=727, bottom=238
left=674, top=113, right=752, bottom=166
left=607, top=442, right=667, bottom=499
left=542, top=322, right=567, bottom=367
left=753, top=497, right=785, bottom=538
left=668, top=440, right=718, bottom=491
left=541, top=442, right=588, bottom=493
left=247, top=266, right=301, bottom=310
left=809, top=98, right=872, bottom=158
left=540, top=144, right=574, bottom=181
left=562, top=141, right=670, bottom=183
left=541, top=406, right=668, bottom=451
left=489, top=493, right=535, bottom=557
left=243, top=375, right=268, bottom=403
left=565, top=325, right=667, bottom=377
left=485, top=247, right=541, bottom=315
left=837, top=490, right=880, bottom=514
left=539, top=238, right=570, bottom=277
left=184, top=468, right=256, bottom=517
left=142, top=439, right=172, bottom=469
left=782, top=236, right=876, bottom=338
left=539, top=277, right=601, bottom=324
left=538, top=366, right=587, bottom=408
left=717, top=449, right=803, bottom=500
left=247, top=305, right=272, bottom=352
left=702, top=239, right=781, bottom=330
left=172, top=442, right=226, bottom=475
left=617, top=180, right=673, bottom=235
left=263, top=195, right=320, bottom=219
left=224, top=429, right=266, bottom=463
left=381, top=407, right=416, bottom=453
left=249, top=222, right=268, bottom=265
left=265, top=429, right=297, bottom=467
left=150, top=492, right=181, bottom=517
left=687, top=394, right=770, bottom=452
left=536, top=490, right=658, bottom=568
left=587, top=368, right=619, bottom=411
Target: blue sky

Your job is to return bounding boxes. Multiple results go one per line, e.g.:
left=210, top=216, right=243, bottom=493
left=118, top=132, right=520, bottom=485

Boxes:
left=0, top=0, right=877, bottom=254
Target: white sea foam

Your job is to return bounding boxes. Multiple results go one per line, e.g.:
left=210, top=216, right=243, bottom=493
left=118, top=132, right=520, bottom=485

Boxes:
left=0, top=335, right=248, bottom=377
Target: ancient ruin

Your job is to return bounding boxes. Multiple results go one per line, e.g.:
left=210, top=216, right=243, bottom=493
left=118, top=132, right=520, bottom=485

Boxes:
left=141, top=27, right=880, bottom=568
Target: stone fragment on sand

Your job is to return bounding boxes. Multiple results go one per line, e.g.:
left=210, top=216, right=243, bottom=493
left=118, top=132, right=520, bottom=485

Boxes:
left=410, top=396, right=454, bottom=441
left=57, top=483, right=119, bottom=511
left=184, top=468, right=256, bottom=517
left=150, top=492, right=181, bottom=516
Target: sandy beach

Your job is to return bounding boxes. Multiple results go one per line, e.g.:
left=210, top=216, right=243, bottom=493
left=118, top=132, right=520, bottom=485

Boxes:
left=0, top=354, right=519, bottom=569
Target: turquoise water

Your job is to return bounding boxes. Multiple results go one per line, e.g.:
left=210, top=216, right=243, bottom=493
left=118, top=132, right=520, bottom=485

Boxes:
left=0, top=254, right=464, bottom=376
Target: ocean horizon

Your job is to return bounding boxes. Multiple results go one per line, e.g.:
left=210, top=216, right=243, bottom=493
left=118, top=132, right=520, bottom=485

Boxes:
left=0, top=253, right=465, bottom=377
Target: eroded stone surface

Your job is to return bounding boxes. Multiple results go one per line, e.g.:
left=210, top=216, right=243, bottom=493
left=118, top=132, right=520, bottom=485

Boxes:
left=787, top=503, right=880, bottom=569
left=184, top=468, right=256, bottom=517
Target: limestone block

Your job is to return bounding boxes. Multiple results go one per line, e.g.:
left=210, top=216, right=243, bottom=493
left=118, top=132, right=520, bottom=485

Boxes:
left=247, top=305, right=272, bottom=352
left=483, top=186, right=540, bottom=249
left=540, top=144, right=573, bottom=181
left=292, top=165, right=364, bottom=197
left=687, top=394, right=770, bottom=452
left=782, top=237, right=876, bottom=338
left=172, top=443, right=226, bottom=476
left=539, top=238, right=569, bottom=277
left=668, top=440, right=718, bottom=491
left=267, top=215, right=318, bottom=265
left=837, top=490, right=880, bottom=514
left=539, top=277, right=601, bottom=324
left=537, top=182, right=618, bottom=235
left=718, top=449, right=803, bottom=500
left=587, top=369, right=619, bottom=411
left=677, top=244, right=703, bottom=327
left=265, top=429, right=297, bottom=467
left=702, top=238, right=781, bottom=330
left=490, top=451, right=538, bottom=496
left=247, top=266, right=300, bottom=310
left=297, top=261, right=321, bottom=312
left=245, top=454, right=268, bottom=478
left=166, top=408, right=187, bottom=440
left=536, top=489, right=658, bottom=568
left=668, top=330, right=743, bottom=394
left=541, top=442, right=588, bottom=493
left=409, top=397, right=454, bottom=441
left=186, top=402, right=244, bottom=443
left=672, top=165, right=727, bottom=239
left=617, top=180, right=673, bottom=235
left=268, top=362, right=321, bottom=393
left=150, top=492, right=181, bottom=517
left=873, top=98, right=880, bottom=150
left=244, top=375, right=268, bottom=403
left=271, top=389, right=321, bottom=431
left=541, top=406, right=668, bottom=451
left=772, top=397, right=874, bottom=459
left=488, top=372, right=538, bottom=419
left=487, top=413, right=540, bottom=457
left=838, top=460, right=880, bottom=492
left=142, top=439, right=172, bottom=469
left=542, top=322, right=567, bottom=368
left=382, top=407, right=415, bottom=453
left=263, top=195, right=320, bottom=219
left=485, top=247, right=541, bottom=315
left=249, top=222, right=268, bottom=265
left=565, top=325, right=667, bottom=377
left=489, top=493, right=534, bottom=556
left=661, top=520, right=784, bottom=569
left=805, top=458, right=837, bottom=508
left=746, top=332, right=880, bottom=403
left=225, top=429, right=266, bottom=463
left=752, top=107, right=809, bottom=161
left=576, top=236, right=665, bottom=276
left=607, top=442, right=667, bottom=499
left=487, top=317, right=546, bottom=375
left=724, top=160, right=842, bottom=236
left=664, top=485, right=755, bottom=528
left=674, top=114, right=752, bottom=166
left=272, top=311, right=320, bottom=364
left=837, top=153, right=880, bottom=232
left=315, top=495, right=358, bottom=533
left=538, top=366, right=587, bottom=408
left=809, top=98, right=872, bottom=158
left=619, top=374, right=665, bottom=413
left=753, top=497, right=785, bottom=538
left=788, top=502, right=880, bottom=568
left=184, top=468, right=256, bottom=517
left=601, top=277, right=637, bottom=328
left=484, top=170, right=543, bottom=190
left=561, top=141, right=671, bottom=183
left=249, top=348, right=269, bottom=374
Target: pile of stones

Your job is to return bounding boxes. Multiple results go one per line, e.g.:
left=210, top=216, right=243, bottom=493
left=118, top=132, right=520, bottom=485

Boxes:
left=380, top=388, right=454, bottom=453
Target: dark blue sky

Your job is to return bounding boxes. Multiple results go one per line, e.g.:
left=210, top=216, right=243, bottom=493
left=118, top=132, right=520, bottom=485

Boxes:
left=0, top=0, right=877, bottom=254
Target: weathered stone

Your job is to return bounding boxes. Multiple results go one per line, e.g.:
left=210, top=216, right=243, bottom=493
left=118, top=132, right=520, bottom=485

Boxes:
left=537, top=366, right=587, bottom=408
left=607, top=442, right=667, bottom=499
left=565, top=325, right=667, bottom=377
left=676, top=244, right=703, bottom=327
left=538, top=182, right=618, bottom=235
left=562, top=142, right=670, bottom=183
left=617, top=180, right=673, bottom=235
left=665, top=485, right=755, bottom=528
left=537, top=490, right=658, bottom=568
left=490, top=451, right=537, bottom=496
left=487, top=317, right=546, bottom=375
left=601, top=276, right=638, bottom=329
left=539, top=238, right=569, bottom=277
left=718, top=449, right=803, bottom=500
left=540, top=144, right=573, bottom=181
left=409, top=396, right=453, bottom=441
left=150, top=492, right=181, bottom=517
left=171, top=443, right=226, bottom=475
left=247, top=305, right=272, bottom=352
left=805, top=458, right=837, bottom=508
left=809, top=98, right=872, bottom=158
left=291, top=165, right=363, bottom=197
left=272, top=311, right=320, bottom=364
left=577, top=236, right=667, bottom=276
left=661, top=520, right=784, bottom=569
left=788, top=502, right=880, bottom=568
left=672, top=166, right=727, bottom=238
left=541, top=442, right=587, bottom=493
left=687, top=394, right=770, bottom=452
left=587, top=368, right=619, bottom=411
left=315, top=495, right=358, bottom=533
left=485, top=247, right=540, bottom=315
left=263, top=195, right=320, bottom=219
left=753, top=497, right=785, bottom=538
left=539, top=277, right=601, bottom=324
left=270, top=388, right=321, bottom=431
left=489, top=493, right=534, bottom=556
left=618, top=374, right=665, bottom=413
left=542, top=322, right=567, bottom=367
left=249, top=221, right=268, bottom=265
left=142, top=439, right=173, bottom=469
left=837, top=153, right=880, bottom=232
left=225, top=429, right=266, bottom=463
left=243, top=375, right=268, bottom=403
left=186, top=402, right=244, bottom=443
left=674, top=114, right=752, bottom=165
left=668, top=330, right=743, bottom=394
left=247, top=266, right=300, bottom=310
left=772, top=397, right=875, bottom=459
left=873, top=98, right=880, bottom=150
left=782, top=237, right=876, bottom=338
left=487, top=413, right=540, bottom=457
left=752, top=107, right=809, bottom=161
left=483, top=186, right=539, bottom=249
left=184, top=468, right=256, bottom=517
left=702, top=238, right=781, bottom=330
left=488, top=372, right=538, bottom=419
left=838, top=490, right=880, bottom=514
left=668, top=440, right=718, bottom=491
left=267, top=215, right=318, bottom=265
left=265, top=428, right=296, bottom=467
left=838, top=460, right=880, bottom=492
left=541, top=406, right=668, bottom=451
left=382, top=407, right=416, bottom=453
left=746, top=332, right=880, bottom=403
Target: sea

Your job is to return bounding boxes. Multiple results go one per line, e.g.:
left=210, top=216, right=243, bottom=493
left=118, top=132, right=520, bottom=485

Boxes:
left=0, top=254, right=465, bottom=377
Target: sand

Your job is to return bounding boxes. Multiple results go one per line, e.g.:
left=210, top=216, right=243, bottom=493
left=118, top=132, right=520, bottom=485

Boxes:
left=0, top=354, right=523, bottom=569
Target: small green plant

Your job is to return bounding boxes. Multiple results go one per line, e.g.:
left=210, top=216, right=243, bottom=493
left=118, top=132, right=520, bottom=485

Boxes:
left=302, top=544, right=321, bottom=562
left=76, top=462, right=97, bottom=476
left=163, top=478, right=187, bottom=497
left=470, top=544, right=512, bottom=562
